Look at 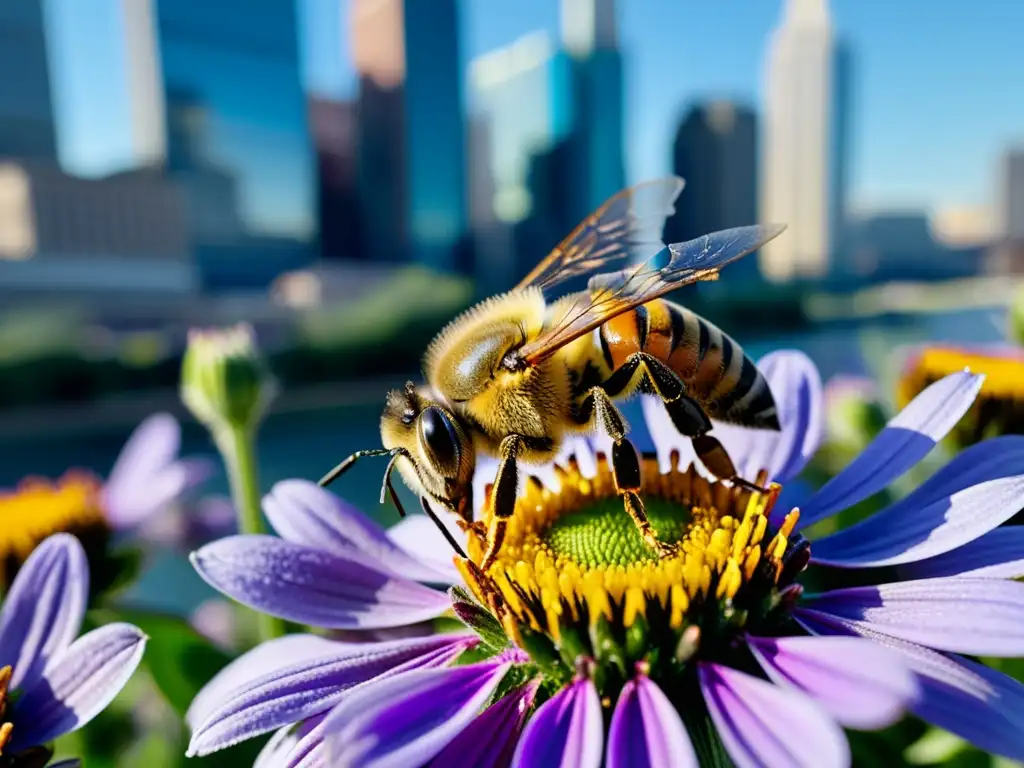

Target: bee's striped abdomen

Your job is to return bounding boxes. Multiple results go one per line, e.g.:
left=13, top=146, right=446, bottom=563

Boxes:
left=597, top=299, right=778, bottom=429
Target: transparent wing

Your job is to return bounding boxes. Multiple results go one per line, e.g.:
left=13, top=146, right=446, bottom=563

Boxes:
left=516, top=177, right=685, bottom=294
left=519, top=223, right=786, bottom=364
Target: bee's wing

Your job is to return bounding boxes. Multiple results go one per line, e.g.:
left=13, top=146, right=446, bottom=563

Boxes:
left=515, top=177, right=686, bottom=294
left=519, top=223, right=786, bottom=365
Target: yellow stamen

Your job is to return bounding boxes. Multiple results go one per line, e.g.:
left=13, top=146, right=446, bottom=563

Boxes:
left=0, top=664, right=14, bottom=755
left=0, top=473, right=106, bottom=573
left=462, top=459, right=799, bottom=640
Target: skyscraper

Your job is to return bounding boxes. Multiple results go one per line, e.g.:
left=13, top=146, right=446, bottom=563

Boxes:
left=560, top=0, right=626, bottom=219
left=151, top=0, right=316, bottom=288
left=351, top=0, right=467, bottom=272
left=0, top=2, right=57, bottom=160
left=309, top=98, right=362, bottom=261
left=998, top=146, right=1024, bottom=242
left=667, top=101, right=759, bottom=282
left=760, top=0, right=850, bottom=282
left=470, top=32, right=574, bottom=226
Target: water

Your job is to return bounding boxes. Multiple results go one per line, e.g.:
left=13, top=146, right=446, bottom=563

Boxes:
left=0, top=307, right=1007, bottom=615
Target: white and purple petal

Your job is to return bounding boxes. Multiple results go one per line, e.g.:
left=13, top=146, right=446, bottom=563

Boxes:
left=10, top=622, right=146, bottom=749
left=746, top=635, right=918, bottom=729
left=386, top=515, right=465, bottom=585
left=0, top=533, right=88, bottom=692
left=427, top=682, right=536, bottom=768
left=256, top=714, right=329, bottom=768
left=800, top=371, right=983, bottom=528
left=797, top=609, right=1024, bottom=761
left=642, top=350, right=822, bottom=484
left=324, top=660, right=510, bottom=768
left=800, top=577, right=1024, bottom=657
left=191, top=535, right=452, bottom=630
left=899, top=527, right=1024, bottom=580
left=263, top=481, right=453, bottom=584
left=103, top=412, right=213, bottom=529
left=513, top=676, right=603, bottom=768
left=698, top=663, right=849, bottom=768
left=810, top=438, right=1024, bottom=568
left=608, top=672, right=696, bottom=768
left=188, top=633, right=474, bottom=756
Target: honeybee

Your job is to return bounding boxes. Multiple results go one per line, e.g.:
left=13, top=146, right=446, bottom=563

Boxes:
left=320, top=178, right=785, bottom=569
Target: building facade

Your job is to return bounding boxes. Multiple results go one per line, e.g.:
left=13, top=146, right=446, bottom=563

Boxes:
left=0, top=2, right=58, bottom=161
left=351, top=0, right=467, bottom=272
left=760, top=0, right=850, bottom=282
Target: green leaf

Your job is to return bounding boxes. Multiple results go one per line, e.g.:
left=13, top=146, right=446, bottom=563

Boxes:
left=104, top=608, right=234, bottom=717
left=449, top=586, right=509, bottom=652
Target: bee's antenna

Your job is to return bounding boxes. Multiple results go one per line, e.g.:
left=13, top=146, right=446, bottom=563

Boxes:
left=318, top=448, right=393, bottom=488
left=420, top=497, right=468, bottom=560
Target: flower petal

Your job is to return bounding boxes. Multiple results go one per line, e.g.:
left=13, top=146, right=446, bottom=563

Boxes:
left=801, top=577, right=1024, bottom=657
left=263, top=480, right=452, bottom=584
left=106, top=413, right=181, bottom=490
left=800, top=370, right=983, bottom=528
left=188, top=633, right=472, bottom=756
left=698, top=663, right=849, bottom=768
left=899, top=526, right=1024, bottom=580
left=746, top=635, right=918, bottom=729
left=187, top=634, right=342, bottom=729
left=811, top=439, right=1024, bottom=568
left=797, top=609, right=1024, bottom=761
left=427, top=683, right=536, bottom=768
left=103, top=413, right=213, bottom=528
left=10, top=622, right=146, bottom=748
left=608, top=673, right=697, bottom=768
left=513, top=677, right=603, bottom=768
left=324, top=661, right=509, bottom=768
left=642, top=350, right=822, bottom=484
left=385, top=515, right=464, bottom=584
left=190, top=535, right=452, bottom=629
left=0, top=533, right=88, bottom=692
left=256, top=715, right=329, bottom=768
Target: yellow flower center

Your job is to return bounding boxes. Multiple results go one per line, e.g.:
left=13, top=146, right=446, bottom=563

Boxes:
left=901, top=347, right=1024, bottom=403
left=0, top=665, right=14, bottom=755
left=458, top=456, right=800, bottom=645
left=0, top=473, right=106, bottom=577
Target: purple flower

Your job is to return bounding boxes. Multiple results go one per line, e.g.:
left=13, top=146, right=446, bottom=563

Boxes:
left=188, top=350, right=1024, bottom=767
left=0, top=534, right=146, bottom=762
left=0, top=413, right=212, bottom=583
left=102, top=412, right=214, bottom=532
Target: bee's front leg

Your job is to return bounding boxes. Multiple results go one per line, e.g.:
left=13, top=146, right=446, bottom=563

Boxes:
left=479, top=434, right=522, bottom=571
left=580, top=387, right=677, bottom=559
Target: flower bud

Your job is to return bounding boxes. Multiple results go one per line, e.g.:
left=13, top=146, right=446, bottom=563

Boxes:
left=180, top=324, right=276, bottom=433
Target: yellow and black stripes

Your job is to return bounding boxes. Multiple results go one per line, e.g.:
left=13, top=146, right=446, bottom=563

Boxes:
left=595, top=299, right=778, bottom=429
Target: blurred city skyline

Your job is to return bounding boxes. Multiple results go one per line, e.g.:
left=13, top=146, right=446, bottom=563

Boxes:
left=49, top=0, right=1024, bottom=222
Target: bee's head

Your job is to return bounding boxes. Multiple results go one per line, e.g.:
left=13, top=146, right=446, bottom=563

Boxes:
left=380, top=382, right=476, bottom=520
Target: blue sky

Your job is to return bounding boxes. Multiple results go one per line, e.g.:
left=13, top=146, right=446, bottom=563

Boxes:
left=48, top=0, right=1024, bottom=214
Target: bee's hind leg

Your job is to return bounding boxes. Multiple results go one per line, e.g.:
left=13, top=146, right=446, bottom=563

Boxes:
left=580, top=387, right=677, bottom=559
left=479, top=435, right=523, bottom=572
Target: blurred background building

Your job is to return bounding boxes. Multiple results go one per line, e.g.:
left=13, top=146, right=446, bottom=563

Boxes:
left=0, top=0, right=1020, bottom=412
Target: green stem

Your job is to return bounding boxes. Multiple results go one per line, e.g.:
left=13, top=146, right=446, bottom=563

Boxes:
left=220, top=425, right=286, bottom=641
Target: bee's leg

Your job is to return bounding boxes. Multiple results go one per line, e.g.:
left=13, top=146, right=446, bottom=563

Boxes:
left=480, top=435, right=522, bottom=572
left=579, top=387, right=677, bottom=558
left=609, top=353, right=767, bottom=494
left=318, top=448, right=393, bottom=487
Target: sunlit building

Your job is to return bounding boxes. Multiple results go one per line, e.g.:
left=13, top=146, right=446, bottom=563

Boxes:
left=998, top=147, right=1024, bottom=241
left=351, top=0, right=467, bottom=273
left=760, top=0, right=851, bottom=282
left=667, top=101, right=759, bottom=284
left=560, top=0, right=626, bottom=219
left=0, top=2, right=57, bottom=160
left=308, top=97, right=362, bottom=261
left=150, top=0, right=316, bottom=288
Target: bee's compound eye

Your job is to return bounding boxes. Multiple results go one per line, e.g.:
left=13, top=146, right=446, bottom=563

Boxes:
left=418, top=406, right=460, bottom=473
